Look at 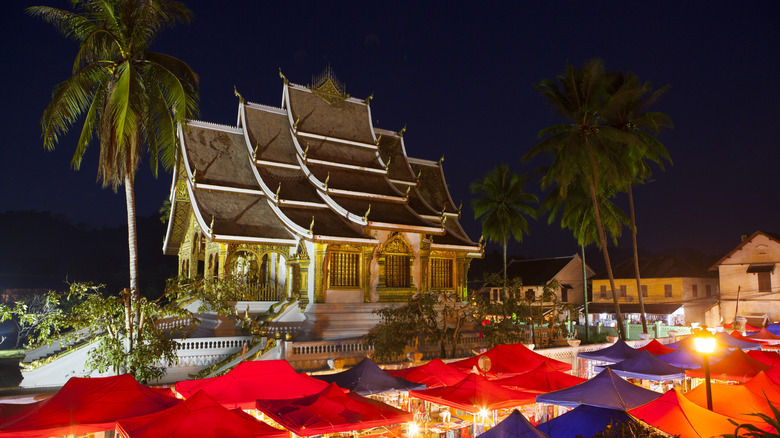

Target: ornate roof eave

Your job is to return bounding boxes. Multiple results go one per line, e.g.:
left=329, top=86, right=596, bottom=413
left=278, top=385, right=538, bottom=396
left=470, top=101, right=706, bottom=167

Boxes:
left=313, top=235, right=378, bottom=245
left=367, top=221, right=444, bottom=235
left=162, top=136, right=188, bottom=255
left=430, top=243, right=484, bottom=254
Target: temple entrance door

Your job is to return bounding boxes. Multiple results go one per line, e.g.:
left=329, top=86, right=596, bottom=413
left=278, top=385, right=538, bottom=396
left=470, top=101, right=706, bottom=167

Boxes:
left=229, top=251, right=288, bottom=301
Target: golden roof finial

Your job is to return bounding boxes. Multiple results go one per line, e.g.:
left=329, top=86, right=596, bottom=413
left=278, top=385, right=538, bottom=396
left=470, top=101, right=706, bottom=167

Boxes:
left=441, top=205, right=447, bottom=217
left=416, top=169, right=422, bottom=182
left=303, top=143, right=310, bottom=159
left=276, top=183, right=282, bottom=200
left=192, top=168, right=198, bottom=181
left=293, top=117, right=300, bottom=131
left=309, top=216, right=315, bottom=234
left=375, top=134, right=383, bottom=145
left=438, top=154, right=445, bottom=165
left=233, top=85, right=244, bottom=104
left=458, top=202, right=463, bottom=216
left=309, top=65, right=349, bottom=105
left=384, top=156, right=391, bottom=171
left=405, top=186, right=411, bottom=198
left=253, top=142, right=260, bottom=158
left=210, top=215, right=215, bottom=231
left=363, top=204, right=371, bottom=222
left=279, top=68, right=289, bottom=84
left=364, top=92, right=374, bottom=105
left=324, top=172, right=330, bottom=189
left=441, top=215, right=448, bottom=226
left=397, top=124, right=407, bottom=137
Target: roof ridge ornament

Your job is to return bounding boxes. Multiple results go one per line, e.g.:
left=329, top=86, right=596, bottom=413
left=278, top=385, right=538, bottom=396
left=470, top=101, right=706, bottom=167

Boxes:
left=405, top=186, right=411, bottom=199
left=364, top=204, right=371, bottom=222
left=364, top=92, right=373, bottom=105
left=438, top=154, right=445, bottom=165
left=384, top=156, right=391, bottom=171
left=309, top=216, right=315, bottom=235
left=324, top=172, right=330, bottom=189
left=233, top=85, right=244, bottom=104
left=309, top=65, right=349, bottom=105
left=397, top=125, right=407, bottom=137
left=276, top=183, right=282, bottom=201
left=279, top=68, right=289, bottom=85
left=375, top=134, right=383, bottom=145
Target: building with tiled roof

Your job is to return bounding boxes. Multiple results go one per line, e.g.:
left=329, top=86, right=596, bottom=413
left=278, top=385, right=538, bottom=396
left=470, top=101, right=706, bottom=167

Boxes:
left=710, top=231, right=780, bottom=326
left=591, top=255, right=718, bottom=326
left=163, top=69, right=481, bottom=339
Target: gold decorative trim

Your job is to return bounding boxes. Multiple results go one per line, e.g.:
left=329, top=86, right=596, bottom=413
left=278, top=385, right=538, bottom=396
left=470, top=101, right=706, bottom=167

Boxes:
left=309, top=65, right=350, bottom=105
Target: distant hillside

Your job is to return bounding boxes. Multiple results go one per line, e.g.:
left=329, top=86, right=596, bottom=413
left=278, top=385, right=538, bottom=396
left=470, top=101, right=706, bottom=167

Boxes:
left=0, top=210, right=176, bottom=299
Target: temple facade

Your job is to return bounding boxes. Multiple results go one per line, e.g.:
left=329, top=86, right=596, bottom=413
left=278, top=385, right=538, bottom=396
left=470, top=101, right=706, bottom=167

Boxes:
left=163, top=69, right=481, bottom=321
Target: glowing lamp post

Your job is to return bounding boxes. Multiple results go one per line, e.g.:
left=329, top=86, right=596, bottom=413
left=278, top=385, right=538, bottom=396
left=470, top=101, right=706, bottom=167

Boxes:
left=693, top=332, right=716, bottom=410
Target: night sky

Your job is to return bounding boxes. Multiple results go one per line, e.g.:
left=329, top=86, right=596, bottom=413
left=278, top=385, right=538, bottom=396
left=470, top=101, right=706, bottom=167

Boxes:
left=2, top=1, right=778, bottom=261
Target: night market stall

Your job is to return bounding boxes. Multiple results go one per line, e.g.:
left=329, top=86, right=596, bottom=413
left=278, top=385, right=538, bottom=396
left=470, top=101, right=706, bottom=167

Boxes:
left=386, top=358, right=468, bottom=389
left=477, top=409, right=548, bottom=438
left=536, top=405, right=633, bottom=438
left=493, top=363, right=586, bottom=394
left=314, top=357, right=425, bottom=395
left=116, top=391, right=286, bottom=438
left=593, top=350, right=686, bottom=382
left=714, top=331, right=762, bottom=350
left=535, top=368, right=660, bottom=411
left=449, top=343, right=571, bottom=377
left=683, top=383, right=776, bottom=431
left=0, top=374, right=180, bottom=437
left=629, top=389, right=743, bottom=438
left=175, top=359, right=329, bottom=409
left=656, top=344, right=727, bottom=369
left=255, top=382, right=412, bottom=437
left=576, top=339, right=641, bottom=364
left=636, top=339, right=674, bottom=355
left=685, top=348, right=771, bottom=383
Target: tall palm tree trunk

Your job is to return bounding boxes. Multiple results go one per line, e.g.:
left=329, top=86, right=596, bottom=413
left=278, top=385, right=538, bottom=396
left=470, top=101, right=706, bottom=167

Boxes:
left=502, top=236, right=508, bottom=318
left=125, top=174, right=139, bottom=371
left=587, top=177, right=626, bottom=340
left=628, top=185, right=648, bottom=333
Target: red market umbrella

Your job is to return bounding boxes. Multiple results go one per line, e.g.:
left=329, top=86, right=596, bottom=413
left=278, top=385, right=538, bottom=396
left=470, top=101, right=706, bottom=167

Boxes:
left=747, top=350, right=780, bottom=367
left=746, top=328, right=780, bottom=344
left=386, top=358, right=468, bottom=389
left=493, top=362, right=586, bottom=393
left=449, top=343, right=571, bottom=377
left=740, top=371, right=780, bottom=404
left=256, top=383, right=412, bottom=437
left=175, top=360, right=329, bottom=409
left=630, top=389, right=739, bottom=438
left=410, top=373, right=537, bottom=413
left=0, top=375, right=180, bottom=438
left=637, top=339, right=675, bottom=355
left=730, top=330, right=765, bottom=345
left=116, top=391, right=286, bottom=438
left=685, top=348, right=771, bottom=383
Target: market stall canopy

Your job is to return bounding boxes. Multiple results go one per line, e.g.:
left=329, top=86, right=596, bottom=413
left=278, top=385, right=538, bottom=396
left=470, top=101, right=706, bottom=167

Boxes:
left=536, top=405, right=633, bottom=438
left=116, top=391, right=286, bottom=438
left=493, top=363, right=586, bottom=394
left=449, top=343, right=571, bottom=377
left=313, top=357, right=425, bottom=395
left=715, top=331, right=762, bottom=350
left=410, top=373, right=537, bottom=413
left=535, top=368, right=660, bottom=410
left=255, top=382, right=412, bottom=437
left=636, top=339, right=674, bottom=355
left=175, top=360, right=329, bottom=409
left=685, top=348, right=771, bottom=383
left=656, top=344, right=727, bottom=369
left=746, top=328, right=780, bottom=344
left=766, top=324, right=780, bottom=336
left=478, top=409, right=548, bottom=438
left=0, top=374, right=180, bottom=438
left=577, top=339, right=641, bottom=364
left=386, top=358, right=467, bottom=389
left=684, top=383, right=776, bottom=431
left=629, top=389, right=742, bottom=438
left=730, top=330, right=765, bottom=345
left=741, top=371, right=780, bottom=404
left=747, top=350, right=780, bottom=367
left=724, top=321, right=760, bottom=332
left=594, top=350, right=686, bottom=381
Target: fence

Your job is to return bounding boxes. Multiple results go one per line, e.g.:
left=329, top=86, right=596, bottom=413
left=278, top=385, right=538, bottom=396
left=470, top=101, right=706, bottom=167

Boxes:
left=572, top=321, right=692, bottom=341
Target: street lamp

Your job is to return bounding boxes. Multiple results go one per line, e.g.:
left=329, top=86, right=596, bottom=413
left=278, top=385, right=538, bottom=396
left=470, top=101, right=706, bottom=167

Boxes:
left=693, top=330, right=716, bottom=410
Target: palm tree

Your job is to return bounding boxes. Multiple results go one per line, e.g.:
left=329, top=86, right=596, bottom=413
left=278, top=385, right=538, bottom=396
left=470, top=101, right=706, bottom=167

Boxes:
left=29, top=0, right=198, bottom=372
left=470, top=164, right=538, bottom=311
left=524, top=59, right=634, bottom=340
left=602, top=72, right=673, bottom=334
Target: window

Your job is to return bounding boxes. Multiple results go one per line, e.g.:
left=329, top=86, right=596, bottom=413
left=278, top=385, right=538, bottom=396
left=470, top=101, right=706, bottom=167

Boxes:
left=619, top=285, right=627, bottom=298
left=600, top=285, right=607, bottom=299
left=664, top=284, right=672, bottom=297
left=641, top=285, right=648, bottom=297
left=692, top=284, right=698, bottom=298
left=385, top=254, right=411, bottom=287
left=329, top=251, right=360, bottom=288
left=562, top=289, right=569, bottom=302
left=430, top=258, right=453, bottom=289
left=758, top=272, right=772, bottom=292
left=706, top=284, right=712, bottom=297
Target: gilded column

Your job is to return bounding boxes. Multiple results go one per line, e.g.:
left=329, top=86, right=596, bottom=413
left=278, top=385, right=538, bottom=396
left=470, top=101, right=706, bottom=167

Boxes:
left=314, top=243, right=327, bottom=303
left=419, top=237, right=431, bottom=293
left=363, top=246, right=374, bottom=303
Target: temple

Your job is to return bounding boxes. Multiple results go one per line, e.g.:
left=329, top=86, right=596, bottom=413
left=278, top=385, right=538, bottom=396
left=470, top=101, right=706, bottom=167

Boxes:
left=163, top=68, right=482, bottom=340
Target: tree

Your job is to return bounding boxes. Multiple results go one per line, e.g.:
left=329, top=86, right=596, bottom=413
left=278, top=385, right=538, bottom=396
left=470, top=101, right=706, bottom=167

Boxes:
left=525, top=59, right=634, bottom=340
left=0, top=292, right=63, bottom=349
left=364, top=291, right=474, bottom=361
left=602, top=72, right=673, bottom=334
left=29, top=0, right=199, bottom=374
left=470, top=165, right=538, bottom=315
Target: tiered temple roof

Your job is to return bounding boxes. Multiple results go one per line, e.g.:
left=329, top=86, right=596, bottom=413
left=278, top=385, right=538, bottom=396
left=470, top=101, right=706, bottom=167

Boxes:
left=163, top=71, right=480, bottom=254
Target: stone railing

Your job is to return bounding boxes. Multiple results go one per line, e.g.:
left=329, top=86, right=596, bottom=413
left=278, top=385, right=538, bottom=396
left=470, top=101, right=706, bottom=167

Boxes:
left=173, top=336, right=253, bottom=369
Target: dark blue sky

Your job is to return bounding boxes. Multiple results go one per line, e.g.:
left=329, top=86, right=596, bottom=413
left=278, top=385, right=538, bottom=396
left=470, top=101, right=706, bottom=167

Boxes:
left=2, top=1, right=778, bottom=260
